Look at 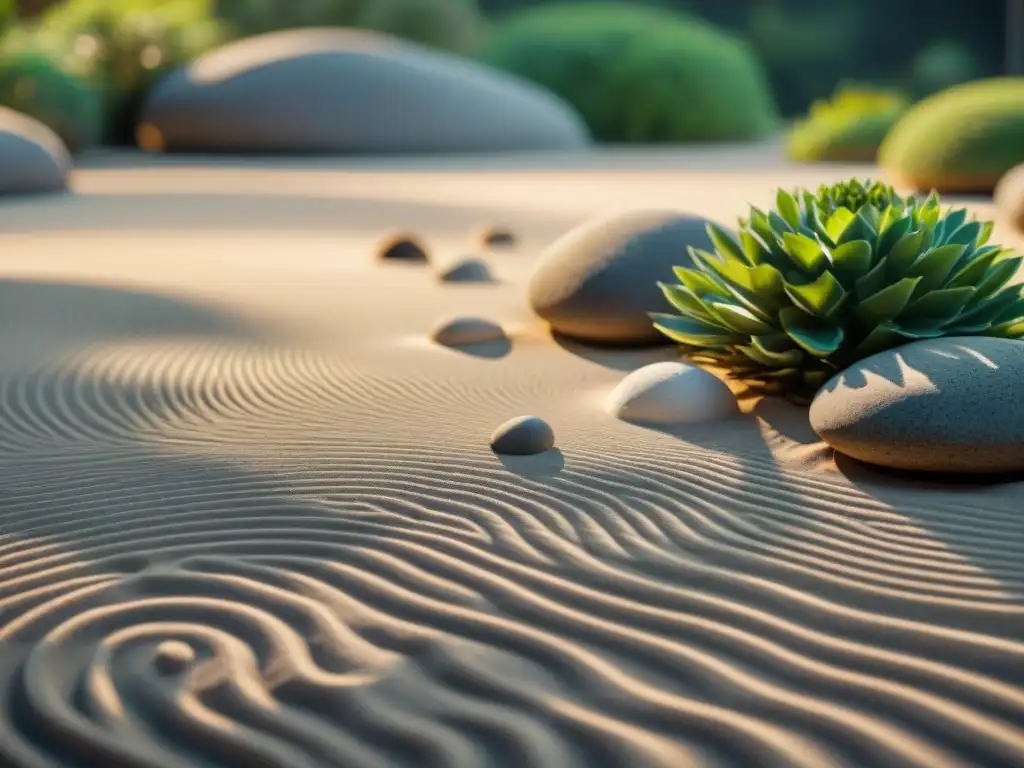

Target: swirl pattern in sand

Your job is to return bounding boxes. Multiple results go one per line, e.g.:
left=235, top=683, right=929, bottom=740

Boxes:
left=0, top=333, right=1023, bottom=768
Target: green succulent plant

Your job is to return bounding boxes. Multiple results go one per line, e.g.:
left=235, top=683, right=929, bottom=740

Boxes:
left=652, top=179, right=1024, bottom=401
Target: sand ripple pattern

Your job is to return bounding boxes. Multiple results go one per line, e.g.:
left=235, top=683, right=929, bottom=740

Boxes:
left=1, top=341, right=1023, bottom=767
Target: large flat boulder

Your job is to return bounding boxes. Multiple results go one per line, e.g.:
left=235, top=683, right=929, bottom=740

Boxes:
left=0, top=107, right=70, bottom=196
left=809, top=337, right=1024, bottom=473
left=137, top=28, right=589, bottom=154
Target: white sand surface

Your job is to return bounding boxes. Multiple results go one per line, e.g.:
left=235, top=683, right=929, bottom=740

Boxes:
left=0, top=146, right=1022, bottom=768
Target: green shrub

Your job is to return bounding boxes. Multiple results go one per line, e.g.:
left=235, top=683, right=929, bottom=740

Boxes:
left=786, top=83, right=908, bottom=163
left=210, top=0, right=363, bottom=38
left=37, top=0, right=228, bottom=145
left=355, top=0, right=483, bottom=54
left=0, top=45, right=104, bottom=150
left=477, top=2, right=779, bottom=143
left=880, top=77, right=1024, bottom=192
left=651, top=179, right=1024, bottom=401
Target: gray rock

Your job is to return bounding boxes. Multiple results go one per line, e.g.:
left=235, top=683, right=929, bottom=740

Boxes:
left=605, top=361, right=737, bottom=424
left=0, top=108, right=70, bottom=196
left=139, top=28, right=589, bottom=154
left=152, top=640, right=196, bottom=676
left=431, top=316, right=506, bottom=346
left=995, top=163, right=1024, bottom=235
left=377, top=231, right=429, bottom=262
left=490, top=415, right=555, bottom=455
left=477, top=226, right=517, bottom=249
left=809, top=337, right=1024, bottom=473
left=527, top=210, right=720, bottom=345
left=438, top=257, right=492, bottom=283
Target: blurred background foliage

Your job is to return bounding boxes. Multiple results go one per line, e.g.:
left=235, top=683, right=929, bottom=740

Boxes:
left=0, top=0, right=1012, bottom=150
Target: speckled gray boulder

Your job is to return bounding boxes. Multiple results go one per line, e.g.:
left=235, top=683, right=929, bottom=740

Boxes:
left=431, top=316, right=506, bottom=346
left=490, top=415, right=554, bottom=455
left=810, top=337, right=1024, bottom=473
left=527, top=210, right=720, bottom=345
left=0, top=108, right=70, bottom=196
left=995, top=163, right=1024, bottom=235
left=438, top=257, right=492, bottom=283
left=139, top=28, right=589, bottom=154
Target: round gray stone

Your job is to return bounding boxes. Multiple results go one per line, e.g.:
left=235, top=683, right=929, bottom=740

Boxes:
left=377, top=231, right=429, bottom=262
left=0, top=107, right=70, bottom=196
left=527, top=210, right=720, bottom=345
left=995, top=163, right=1024, bottom=235
left=430, top=316, right=506, bottom=346
left=151, top=640, right=196, bottom=676
left=809, top=336, right=1024, bottom=473
left=605, top=361, right=737, bottom=425
left=490, top=415, right=555, bottom=455
left=138, top=28, right=589, bottom=154
left=477, top=226, right=517, bottom=249
left=437, top=257, right=492, bottom=283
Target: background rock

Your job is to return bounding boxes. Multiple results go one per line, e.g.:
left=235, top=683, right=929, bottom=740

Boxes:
left=139, top=28, right=590, bottom=154
left=0, top=107, right=70, bottom=196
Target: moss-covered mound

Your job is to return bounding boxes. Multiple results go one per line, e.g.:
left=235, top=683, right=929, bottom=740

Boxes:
left=786, top=85, right=908, bottom=163
left=879, top=77, right=1024, bottom=192
left=477, top=2, right=780, bottom=144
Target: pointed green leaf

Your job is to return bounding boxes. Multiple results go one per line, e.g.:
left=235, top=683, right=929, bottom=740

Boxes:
left=945, top=220, right=983, bottom=249
left=854, top=255, right=891, bottom=300
left=947, top=246, right=1003, bottom=287
left=782, top=231, right=827, bottom=271
left=936, top=208, right=967, bottom=241
left=737, top=342, right=803, bottom=368
left=651, top=313, right=743, bottom=345
left=978, top=219, right=995, bottom=246
left=969, top=257, right=1022, bottom=304
left=658, top=283, right=719, bottom=322
left=886, top=229, right=926, bottom=278
left=673, top=266, right=728, bottom=299
left=776, top=188, right=802, bottom=230
left=876, top=214, right=912, bottom=260
left=858, top=203, right=881, bottom=231
left=900, top=286, right=976, bottom=322
left=768, top=211, right=794, bottom=235
left=825, top=207, right=855, bottom=242
left=953, top=287, right=1023, bottom=330
left=906, top=243, right=966, bottom=296
left=705, top=300, right=775, bottom=334
left=707, top=223, right=749, bottom=266
left=829, top=240, right=872, bottom=286
left=784, top=270, right=846, bottom=317
left=778, top=307, right=844, bottom=357
left=837, top=209, right=877, bottom=245
left=739, top=229, right=771, bottom=265
left=854, top=276, right=922, bottom=327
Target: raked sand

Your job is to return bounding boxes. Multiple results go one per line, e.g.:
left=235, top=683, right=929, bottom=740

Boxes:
left=0, top=146, right=1022, bottom=768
